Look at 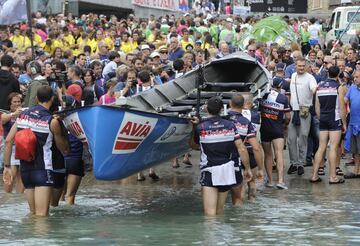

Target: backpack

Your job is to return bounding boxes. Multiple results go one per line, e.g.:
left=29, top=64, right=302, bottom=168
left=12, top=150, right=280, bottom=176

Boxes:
left=14, top=128, right=37, bottom=162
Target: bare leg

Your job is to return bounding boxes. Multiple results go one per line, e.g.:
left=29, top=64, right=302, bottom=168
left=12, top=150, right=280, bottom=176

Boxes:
left=14, top=166, right=24, bottom=193
left=216, top=191, right=229, bottom=215
left=354, top=154, right=360, bottom=175
left=66, top=174, right=82, bottom=205
left=34, top=187, right=52, bottom=217
left=51, top=188, right=64, bottom=207
left=25, top=188, right=35, bottom=215
left=231, top=184, right=245, bottom=206
left=311, top=131, right=329, bottom=181
left=272, top=138, right=285, bottom=184
left=262, top=141, right=273, bottom=184
left=328, top=131, right=342, bottom=182
left=248, top=168, right=257, bottom=202
left=202, top=186, right=219, bottom=216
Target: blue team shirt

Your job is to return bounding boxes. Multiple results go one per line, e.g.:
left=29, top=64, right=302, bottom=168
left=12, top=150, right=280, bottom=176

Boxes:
left=317, top=78, right=340, bottom=122
left=260, top=89, right=290, bottom=134
left=194, top=116, right=240, bottom=169
left=16, top=105, right=53, bottom=170
left=227, top=110, right=256, bottom=158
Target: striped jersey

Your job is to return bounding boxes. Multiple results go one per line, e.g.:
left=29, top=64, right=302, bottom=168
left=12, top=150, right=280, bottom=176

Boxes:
left=317, top=78, right=340, bottom=121
left=16, top=105, right=54, bottom=170
left=194, top=116, right=240, bottom=169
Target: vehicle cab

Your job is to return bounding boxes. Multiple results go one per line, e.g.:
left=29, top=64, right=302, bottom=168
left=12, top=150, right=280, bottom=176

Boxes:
left=326, top=6, right=360, bottom=45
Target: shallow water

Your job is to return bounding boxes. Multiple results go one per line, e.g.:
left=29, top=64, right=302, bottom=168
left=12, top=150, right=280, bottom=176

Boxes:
left=1, top=152, right=360, bottom=245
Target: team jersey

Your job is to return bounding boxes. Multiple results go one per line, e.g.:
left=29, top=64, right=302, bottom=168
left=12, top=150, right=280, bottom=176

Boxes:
left=16, top=105, right=53, bottom=170
left=242, top=109, right=261, bottom=153
left=227, top=110, right=256, bottom=158
left=260, top=89, right=290, bottom=134
left=317, top=78, right=341, bottom=122
left=194, top=116, right=240, bottom=169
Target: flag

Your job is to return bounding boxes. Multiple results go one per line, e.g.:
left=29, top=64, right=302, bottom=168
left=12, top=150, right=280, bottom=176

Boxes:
left=0, top=0, right=27, bottom=25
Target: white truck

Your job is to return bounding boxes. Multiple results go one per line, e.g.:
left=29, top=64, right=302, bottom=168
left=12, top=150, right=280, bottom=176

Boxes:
left=326, top=5, right=360, bottom=44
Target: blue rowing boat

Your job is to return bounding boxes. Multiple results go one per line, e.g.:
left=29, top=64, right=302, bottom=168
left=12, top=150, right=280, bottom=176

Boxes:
left=61, top=52, right=271, bottom=180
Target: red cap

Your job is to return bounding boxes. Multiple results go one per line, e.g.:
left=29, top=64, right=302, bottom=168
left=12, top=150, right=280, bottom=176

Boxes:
left=66, top=84, right=82, bottom=102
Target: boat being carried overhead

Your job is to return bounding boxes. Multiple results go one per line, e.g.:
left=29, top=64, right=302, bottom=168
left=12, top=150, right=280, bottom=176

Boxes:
left=61, top=52, right=272, bottom=180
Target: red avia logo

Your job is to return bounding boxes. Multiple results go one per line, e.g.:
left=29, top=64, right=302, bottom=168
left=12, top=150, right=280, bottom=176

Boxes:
left=63, top=113, right=88, bottom=144
left=112, top=112, right=158, bottom=154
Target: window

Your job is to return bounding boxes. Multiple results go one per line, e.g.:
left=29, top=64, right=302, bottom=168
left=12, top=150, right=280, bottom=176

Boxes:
left=329, top=12, right=335, bottom=29
left=347, top=12, right=360, bottom=23
left=335, top=12, right=341, bottom=29
left=312, top=0, right=321, bottom=9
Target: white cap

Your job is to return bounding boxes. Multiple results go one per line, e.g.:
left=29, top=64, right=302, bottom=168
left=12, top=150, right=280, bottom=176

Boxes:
left=226, top=17, right=233, bottom=23
left=141, top=44, right=150, bottom=50
left=150, top=51, right=160, bottom=58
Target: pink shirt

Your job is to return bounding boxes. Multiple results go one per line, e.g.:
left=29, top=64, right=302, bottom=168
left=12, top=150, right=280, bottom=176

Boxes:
left=98, top=94, right=116, bottom=105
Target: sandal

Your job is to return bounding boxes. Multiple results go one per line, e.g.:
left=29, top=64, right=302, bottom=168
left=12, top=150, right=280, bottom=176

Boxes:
left=318, top=167, right=325, bottom=176
left=310, top=177, right=322, bottom=183
left=149, top=173, right=160, bottom=181
left=344, top=172, right=360, bottom=179
left=329, top=178, right=345, bottom=184
left=336, top=167, right=344, bottom=176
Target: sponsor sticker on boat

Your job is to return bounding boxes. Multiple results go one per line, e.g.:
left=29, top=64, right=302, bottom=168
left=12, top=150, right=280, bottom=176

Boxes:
left=112, top=112, right=158, bottom=154
left=154, top=123, right=191, bottom=143
left=63, top=112, right=88, bottom=144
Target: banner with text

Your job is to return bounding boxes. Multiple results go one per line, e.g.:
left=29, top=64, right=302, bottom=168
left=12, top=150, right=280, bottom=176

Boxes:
left=132, top=0, right=180, bottom=12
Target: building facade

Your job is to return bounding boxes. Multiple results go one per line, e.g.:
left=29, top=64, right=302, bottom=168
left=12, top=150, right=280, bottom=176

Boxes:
left=29, top=0, right=181, bottom=18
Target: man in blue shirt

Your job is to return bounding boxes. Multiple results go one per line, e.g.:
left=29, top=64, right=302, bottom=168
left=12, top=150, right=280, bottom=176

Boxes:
left=344, top=69, right=360, bottom=178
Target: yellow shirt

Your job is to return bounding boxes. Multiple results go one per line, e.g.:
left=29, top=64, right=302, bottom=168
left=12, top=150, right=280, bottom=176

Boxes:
left=10, top=35, right=30, bottom=52
left=181, top=40, right=194, bottom=50
left=33, top=33, right=43, bottom=47
left=104, top=36, right=114, bottom=51
left=63, top=34, right=75, bottom=50
left=72, top=36, right=83, bottom=56
left=121, top=41, right=137, bottom=54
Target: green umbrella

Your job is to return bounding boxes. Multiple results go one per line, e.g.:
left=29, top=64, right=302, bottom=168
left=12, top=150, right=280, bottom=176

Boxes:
left=239, top=16, right=298, bottom=50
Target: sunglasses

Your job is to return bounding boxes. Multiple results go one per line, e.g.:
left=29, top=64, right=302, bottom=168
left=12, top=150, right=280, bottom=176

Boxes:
left=357, top=62, right=360, bottom=65
left=248, top=50, right=255, bottom=52
left=323, top=61, right=330, bottom=64
left=286, top=50, right=291, bottom=52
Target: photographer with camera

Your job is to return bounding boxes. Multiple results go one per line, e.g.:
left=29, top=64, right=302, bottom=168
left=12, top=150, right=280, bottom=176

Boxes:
left=114, top=68, right=138, bottom=97
left=23, top=61, right=49, bottom=108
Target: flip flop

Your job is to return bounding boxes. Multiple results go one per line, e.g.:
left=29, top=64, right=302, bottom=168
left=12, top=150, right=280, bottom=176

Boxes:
left=182, top=160, right=193, bottom=166
left=329, top=178, right=345, bottom=184
left=344, top=173, right=360, bottom=179
left=310, top=177, right=322, bottom=183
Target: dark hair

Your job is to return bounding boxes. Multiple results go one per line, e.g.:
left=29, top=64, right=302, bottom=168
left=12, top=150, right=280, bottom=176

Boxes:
left=37, top=85, right=54, bottom=103
left=230, top=94, right=244, bottom=108
left=1, top=55, right=14, bottom=67
left=7, top=92, right=21, bottom=106
left=173, top=58, right=184, bottom=71
left=70, top=65, right=82, bottom=77
left=10, top=63, right=21, bottom=70
left=82, top=68, right=95, bottom=81
left=328, top=65, right=340, bottom=78
left=138, top=70, right=150, bottom=83
left=207, top=96, right=222, bottom=115
left=90, top=60, right=102, bottom=69
left=109, top=51, right=120, bottom=61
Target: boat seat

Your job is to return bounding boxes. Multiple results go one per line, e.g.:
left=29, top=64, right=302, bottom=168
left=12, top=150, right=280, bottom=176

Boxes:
left=205, top=82, right=253, bottom=88
left=162, top=105, right=194, bottom=112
